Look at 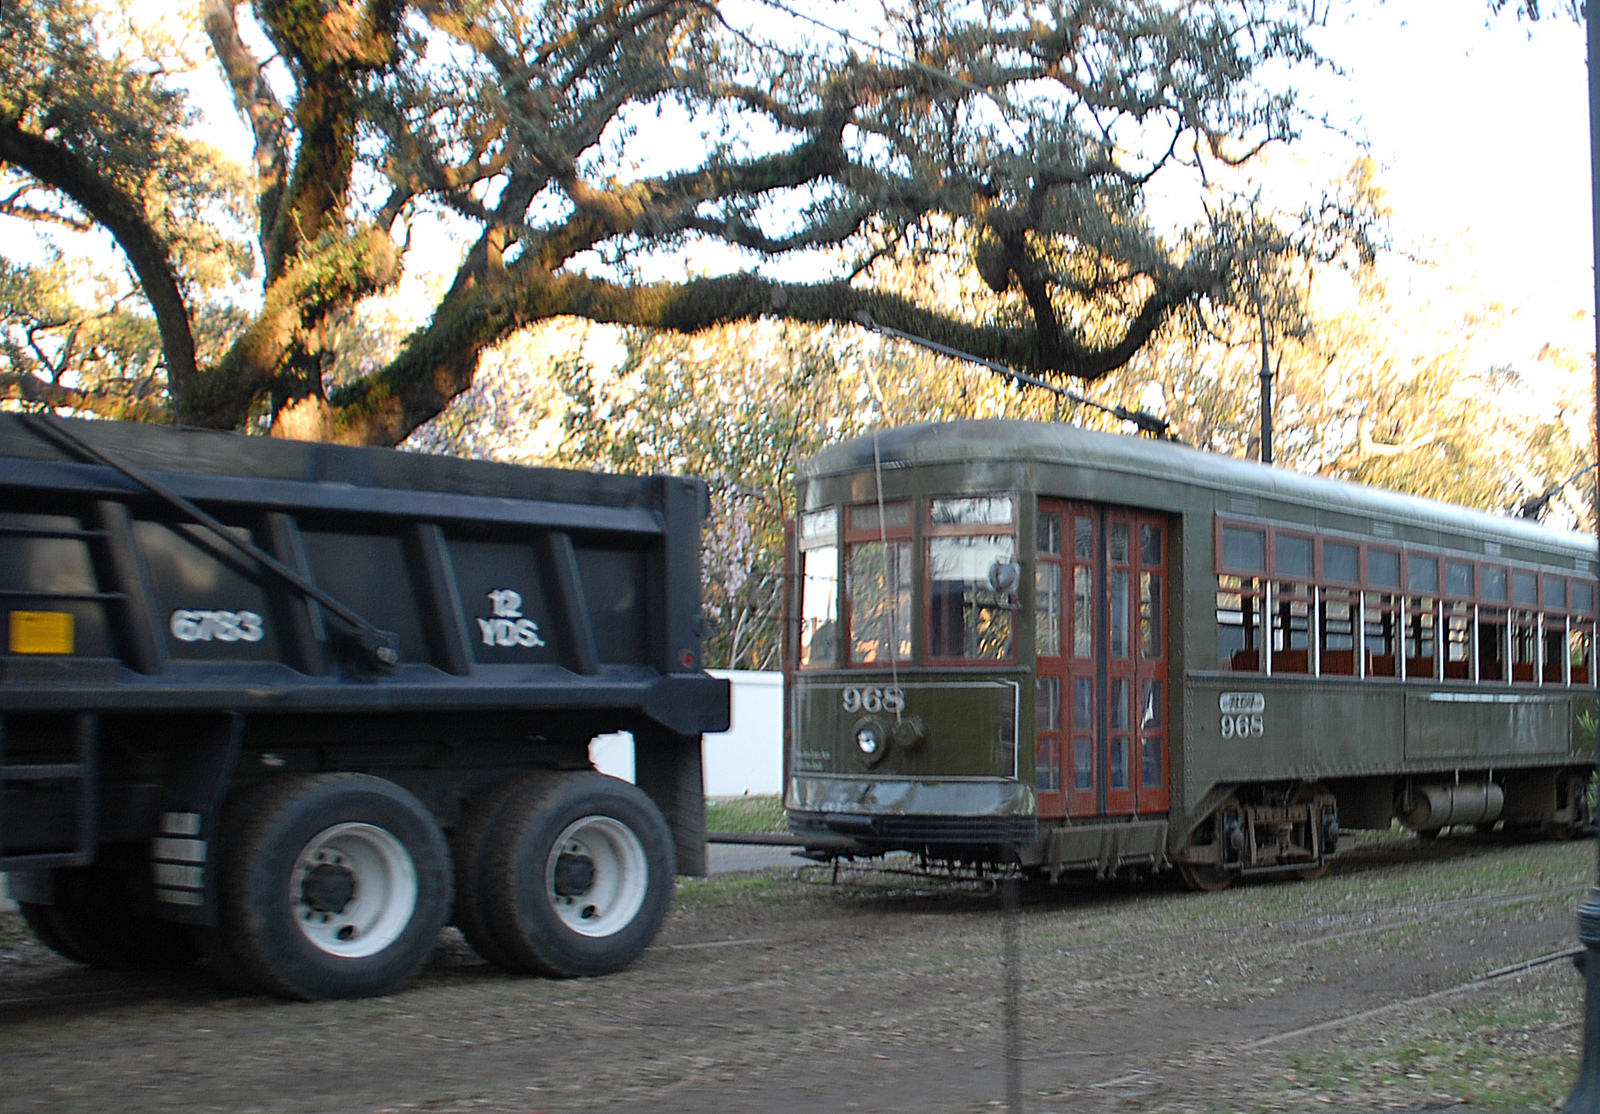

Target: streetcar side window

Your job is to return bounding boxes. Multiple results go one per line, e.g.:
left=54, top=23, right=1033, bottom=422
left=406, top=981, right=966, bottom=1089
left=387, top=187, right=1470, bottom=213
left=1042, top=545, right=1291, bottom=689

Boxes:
left=1480, top=566, right=1509, bottom=682
left=1444, top=602, right=1472, bottom=679
left=1364, top=592, right=1399, bottom=677
left=1479, top=609, right=1508, bottom=681
left=797, top=509, right=839, bottom=669
left=1403, top=560, right=1437, bottom=679
left=1511, top=610, right=1539, bottom=682
left=1542, top=576, right=1570, bottom=684
left=1212, top=518, right=1591, bottom=687
left=1572, top=623, right=1594, bottom=685
left=1272, top=532, right=1314, bottom=674
left=1217, top=574, right=1263, bottom=672
left=1574, top=581, right=1595, bottom=685
left=1319, top=590, right=1358, bottom=675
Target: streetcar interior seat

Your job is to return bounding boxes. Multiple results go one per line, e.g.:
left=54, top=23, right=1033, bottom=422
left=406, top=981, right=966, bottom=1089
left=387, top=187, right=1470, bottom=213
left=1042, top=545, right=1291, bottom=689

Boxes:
left=1321, top=649, right=1356, bottom=675
left=1228, top=649, right=1260, bottom=672
left=1513, top=663, right=1535, bottom=682
left=1368, top=653, right=1397, bottom=677
left=1404, top=656, right=1434, bottom=678
left=1444, top=660, right=1470, bottom=679
left=1273, top=649, right=1310, bottom=674
left=1544, top=663, right=1565, bottom=683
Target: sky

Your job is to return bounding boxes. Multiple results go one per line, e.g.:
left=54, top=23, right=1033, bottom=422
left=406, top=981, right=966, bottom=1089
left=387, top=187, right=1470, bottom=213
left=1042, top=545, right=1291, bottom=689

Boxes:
left=1300, top=2, right=1592, bottom=369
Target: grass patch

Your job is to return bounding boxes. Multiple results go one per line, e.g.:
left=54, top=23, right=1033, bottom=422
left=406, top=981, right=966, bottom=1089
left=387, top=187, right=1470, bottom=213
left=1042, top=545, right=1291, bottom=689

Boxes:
left=1269, top=965, right=1580, bottom=1112
left=705, top=795, right=786, bottom=833
left=673, top=872, right=804, bottom=909
left=0, top=910, right=37, bottom=948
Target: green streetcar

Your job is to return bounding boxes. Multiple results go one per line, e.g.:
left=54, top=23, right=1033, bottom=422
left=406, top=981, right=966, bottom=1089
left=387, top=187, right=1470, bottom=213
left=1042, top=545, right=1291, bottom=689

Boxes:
left=783, top=420, right=1598, bottom=889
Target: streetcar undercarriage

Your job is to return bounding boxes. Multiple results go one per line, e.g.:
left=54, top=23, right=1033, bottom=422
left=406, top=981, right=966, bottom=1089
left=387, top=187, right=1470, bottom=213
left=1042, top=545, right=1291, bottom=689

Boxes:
left=790, top=767, right=1594, bottom=892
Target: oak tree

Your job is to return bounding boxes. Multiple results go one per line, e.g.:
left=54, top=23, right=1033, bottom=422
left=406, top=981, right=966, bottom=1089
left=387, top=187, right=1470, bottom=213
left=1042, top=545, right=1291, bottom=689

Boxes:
left=2, top=0, right=1326, bottom=442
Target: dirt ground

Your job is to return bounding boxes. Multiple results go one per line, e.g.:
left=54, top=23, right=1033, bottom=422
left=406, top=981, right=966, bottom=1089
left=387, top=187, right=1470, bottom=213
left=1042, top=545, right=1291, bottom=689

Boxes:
left=0, top=831, right=1594, bottom=1114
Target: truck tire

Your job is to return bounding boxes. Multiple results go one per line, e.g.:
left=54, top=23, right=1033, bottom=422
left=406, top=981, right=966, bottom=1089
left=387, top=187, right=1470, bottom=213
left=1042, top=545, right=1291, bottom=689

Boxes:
left=474, top=771, right=674, bottom=978
left=213, top=772, right=453, bottom=1000
left=19, top=901, right=81, bottom=962
left=450, top=773, right=540, bottom=971
left=20, top=866, right=197, bottom=970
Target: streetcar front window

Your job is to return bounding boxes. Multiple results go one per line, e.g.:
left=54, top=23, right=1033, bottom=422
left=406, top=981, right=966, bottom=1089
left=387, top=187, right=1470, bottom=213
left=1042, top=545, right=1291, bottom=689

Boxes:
left=928, top=534, right=1016, bottom=660
left=797, top=509, right=839, bottom=669
left=848, top=540, right=912, bottom=663
left=927, top=495, right=1016, bottom=662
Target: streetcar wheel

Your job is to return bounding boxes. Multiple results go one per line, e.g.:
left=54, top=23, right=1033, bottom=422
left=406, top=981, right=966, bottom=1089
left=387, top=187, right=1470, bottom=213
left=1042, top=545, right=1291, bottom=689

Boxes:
left=475, top=771, right=674, bottom=977
left=21, top=867, right=196, bottom=970
left=1178, top=863, right=1233, bottom=892
left=213, top=773, right=452, bottom=1000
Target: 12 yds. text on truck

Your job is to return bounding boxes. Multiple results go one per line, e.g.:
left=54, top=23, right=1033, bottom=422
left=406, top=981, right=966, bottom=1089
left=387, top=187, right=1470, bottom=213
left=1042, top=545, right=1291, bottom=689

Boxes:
left=0, top=415, right=729, bottom=999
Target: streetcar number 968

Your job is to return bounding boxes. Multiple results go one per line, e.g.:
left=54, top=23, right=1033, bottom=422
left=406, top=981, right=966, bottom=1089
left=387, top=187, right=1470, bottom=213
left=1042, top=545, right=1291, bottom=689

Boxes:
left=841, top=686, right=905, bottom=714
left=1219, top=713, right=1264, bottom=739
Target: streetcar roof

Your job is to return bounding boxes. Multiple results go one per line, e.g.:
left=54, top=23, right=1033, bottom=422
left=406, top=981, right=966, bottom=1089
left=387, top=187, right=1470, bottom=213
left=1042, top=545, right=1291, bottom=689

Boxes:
left=802, top=420, right=1597, bottom=563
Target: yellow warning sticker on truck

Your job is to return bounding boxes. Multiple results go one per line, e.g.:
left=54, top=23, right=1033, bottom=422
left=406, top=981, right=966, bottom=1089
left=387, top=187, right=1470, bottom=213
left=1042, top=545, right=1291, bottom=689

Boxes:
left=9, top=611, right=74, bottom=654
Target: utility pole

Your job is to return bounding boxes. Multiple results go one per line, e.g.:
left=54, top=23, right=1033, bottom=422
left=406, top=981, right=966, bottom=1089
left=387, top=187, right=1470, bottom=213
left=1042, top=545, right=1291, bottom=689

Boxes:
left=1256, top=287, right=1274, bottom=465
left=1562, top=6, right=1600, bottom=1112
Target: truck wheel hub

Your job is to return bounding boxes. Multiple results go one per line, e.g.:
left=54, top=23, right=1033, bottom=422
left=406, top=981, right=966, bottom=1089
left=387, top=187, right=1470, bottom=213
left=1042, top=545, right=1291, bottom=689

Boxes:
left=553, top=852, right=596, bottom=898
left=301, top=861, right=357, bottom=914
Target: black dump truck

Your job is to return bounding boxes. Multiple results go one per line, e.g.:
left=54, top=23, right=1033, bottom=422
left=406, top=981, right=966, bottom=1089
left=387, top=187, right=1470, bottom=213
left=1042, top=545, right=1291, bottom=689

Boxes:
left=0, top=414, right=729, bottom=999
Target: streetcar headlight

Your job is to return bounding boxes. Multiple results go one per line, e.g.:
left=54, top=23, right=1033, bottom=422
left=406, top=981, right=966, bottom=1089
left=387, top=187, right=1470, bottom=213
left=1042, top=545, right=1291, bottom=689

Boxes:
left=853, top=718, right=889, bottom=767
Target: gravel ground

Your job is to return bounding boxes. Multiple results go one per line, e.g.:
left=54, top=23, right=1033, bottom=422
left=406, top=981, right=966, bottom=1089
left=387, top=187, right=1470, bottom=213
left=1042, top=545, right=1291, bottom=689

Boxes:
left=0, top=831, right=1594, bottom=1114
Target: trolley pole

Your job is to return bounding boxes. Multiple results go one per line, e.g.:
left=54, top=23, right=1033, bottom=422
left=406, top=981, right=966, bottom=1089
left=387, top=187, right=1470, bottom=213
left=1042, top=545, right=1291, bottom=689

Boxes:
left=1256, top=292, right=1274, bottom=465
left=1565, top=7, right=1600, bottom=1113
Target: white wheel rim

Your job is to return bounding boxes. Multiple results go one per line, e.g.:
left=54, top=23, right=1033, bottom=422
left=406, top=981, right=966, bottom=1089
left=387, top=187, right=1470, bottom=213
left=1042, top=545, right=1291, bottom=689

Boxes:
left=544, top=815, right=649, bottom=938
left=290, top=822, right=418, bottom=958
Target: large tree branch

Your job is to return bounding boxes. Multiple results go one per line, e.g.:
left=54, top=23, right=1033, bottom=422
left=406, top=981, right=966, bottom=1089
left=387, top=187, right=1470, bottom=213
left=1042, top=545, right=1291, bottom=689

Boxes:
left=185, top=225, right=399, bottom=429
left=0, top=117, right=195, bottom=416
left=201, top=0, right=290, bottom=251
left=1, top=370, right=169, bottom=421
left=256, top=1, right=401, bottom=280
left=316, top=264, right=1199, bottom=446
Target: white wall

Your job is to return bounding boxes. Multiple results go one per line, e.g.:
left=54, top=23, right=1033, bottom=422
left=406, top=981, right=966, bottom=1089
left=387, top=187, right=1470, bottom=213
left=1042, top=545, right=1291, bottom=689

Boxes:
left=589, top=669, right=783, bottom=797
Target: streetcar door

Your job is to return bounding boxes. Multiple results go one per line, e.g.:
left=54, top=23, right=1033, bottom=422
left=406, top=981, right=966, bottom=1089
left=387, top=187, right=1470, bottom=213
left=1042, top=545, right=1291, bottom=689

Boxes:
left=1036, top=501, right=1170, bottom=820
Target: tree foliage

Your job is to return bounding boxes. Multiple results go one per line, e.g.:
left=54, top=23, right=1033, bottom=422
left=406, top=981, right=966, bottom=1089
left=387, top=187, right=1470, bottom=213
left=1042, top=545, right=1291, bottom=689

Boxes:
left=0, top=0, right=254, bottom=417
left=1095, top=269, right=1597, bottom=532
left=1, top=0, right=1331, bottom=441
